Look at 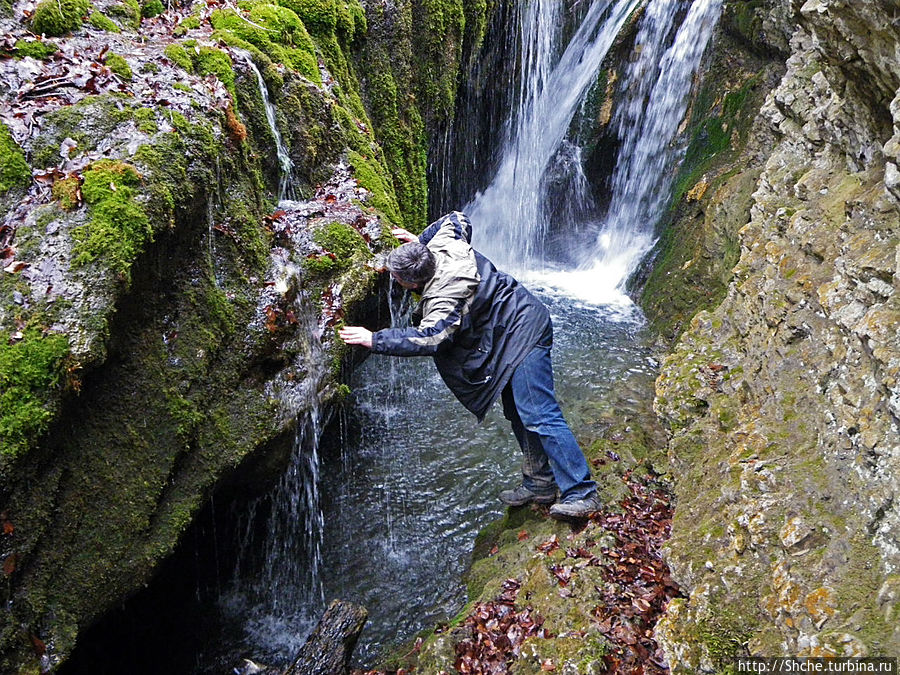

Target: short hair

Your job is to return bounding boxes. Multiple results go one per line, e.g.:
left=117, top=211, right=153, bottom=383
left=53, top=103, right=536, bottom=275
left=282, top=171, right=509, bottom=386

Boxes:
left=386, top=242, right=436, bottom=285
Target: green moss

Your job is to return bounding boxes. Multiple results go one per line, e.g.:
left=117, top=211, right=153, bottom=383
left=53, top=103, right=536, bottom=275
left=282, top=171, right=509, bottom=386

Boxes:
left=173, top=13, right=200, bottom=34
left=0, top=123, right=31, bottom=194
left=70, top=159, right=152, bottom=278
left=303, top=220, right=370, bottom=277
left=165, top=389, right=204, bottom=439
left=359, top=47, right=428, bottom=230
left=88, top=10, right=120, bottom=31
left=337, top=0, right=365, bottom=44
left=141, top=0, right=164, bottom=18
left=347, top=150, right=402, bottom=225
left=414, top=0, right=465, bottom=117
left=195, top=47, right=237, bottom=100
left=0, top=330, right=70, bottom=460
left=164, top=43, right=193, bottom=71
left=277, top=0, right=335, bottom=34
left=696, top=611, right=752, bottom=668
left=173, top=81, right=192, bottom=92
left=107, top=0, right=141, bottom=29
left=12, top=38, right=60, bottom=58
left=30, top=0, right=89, bottom=36
left=105, top=52, right=133, bottom=80
left=51, top=175, right=81, bottom=210
left=133, top=108, right=158, bottom=134
left=210, top=4, right=320, bottom=83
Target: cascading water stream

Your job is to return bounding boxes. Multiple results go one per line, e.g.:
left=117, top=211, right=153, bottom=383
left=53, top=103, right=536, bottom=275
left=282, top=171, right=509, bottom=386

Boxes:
left=585, top=0, right=724, bottom=289
left=236, top=50, right=296, bottom=202
left=467, top=0, right=641, bottom=270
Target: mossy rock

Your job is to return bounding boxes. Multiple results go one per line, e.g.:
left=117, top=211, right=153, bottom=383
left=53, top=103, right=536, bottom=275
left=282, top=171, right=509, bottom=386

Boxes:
left=106, top=0, right=141, bottom=30
left=277, top=0, right=336, bottom=35
left=0, top=330, right=70, bottom=463
left=336, top=0, right=366, bottom=43
left=0, top=123, right=31, bottom=196
left=163, top=41, right=238, bottom=101
left=210, top=4, right=320, bottom=83
left=30, top=0, right=90, bottom=36
left=140, top=0, right=164, bottom=18
left=70, top=159, right=152, bottom=279
left=303, top=220, right=371, bottom=276
left=105, top=52, right=133, bottom=80
left=51, top=175, right=81, bottom=210
left=88, top=10, right=121, bottom=31
left=173, top=14, right=200, bottom=35
left=347, top=149, right=402, bottom=226
left=11, top=38, right=59, bottom=59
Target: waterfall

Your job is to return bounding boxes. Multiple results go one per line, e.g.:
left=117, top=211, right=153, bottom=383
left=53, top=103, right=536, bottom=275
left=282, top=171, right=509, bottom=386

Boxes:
left=236, top=50, right=296, bottom=202
left=467, top=0, right=723, bottom=306
left=587, top=0, right=723, bottom=290
left=467, top=0, right=641, bottom=268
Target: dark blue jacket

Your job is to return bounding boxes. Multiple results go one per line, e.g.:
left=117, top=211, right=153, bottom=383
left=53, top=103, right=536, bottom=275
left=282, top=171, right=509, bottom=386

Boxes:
left=371, top=212, right=551, bottom=420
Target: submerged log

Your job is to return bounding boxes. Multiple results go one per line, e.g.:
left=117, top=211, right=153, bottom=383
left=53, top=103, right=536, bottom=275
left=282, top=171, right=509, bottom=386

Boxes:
left=283, top=600, right=368, bottom=675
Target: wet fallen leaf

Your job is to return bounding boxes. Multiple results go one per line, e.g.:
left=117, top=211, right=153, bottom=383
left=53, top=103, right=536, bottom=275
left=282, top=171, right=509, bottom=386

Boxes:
left=2, top=553, right=18, bottom=576
left=536, top=535, right=559, bottom=555
left=4, top=261, right=28, bottom=274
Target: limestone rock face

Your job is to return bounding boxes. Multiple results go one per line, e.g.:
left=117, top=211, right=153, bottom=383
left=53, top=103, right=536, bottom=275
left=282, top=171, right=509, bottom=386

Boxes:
left=655, top=0, right=900, bottom=669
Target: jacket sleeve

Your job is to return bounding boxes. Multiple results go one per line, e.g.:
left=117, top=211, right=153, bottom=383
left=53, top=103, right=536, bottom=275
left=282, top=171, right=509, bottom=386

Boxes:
left=370, top=295, right=471, bottom=356
left=419, top=211, right=472, bottom=246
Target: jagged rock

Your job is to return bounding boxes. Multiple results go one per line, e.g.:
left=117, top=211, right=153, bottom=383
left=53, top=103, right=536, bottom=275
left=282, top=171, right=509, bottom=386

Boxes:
left=654, top=0, right=900, bottom=670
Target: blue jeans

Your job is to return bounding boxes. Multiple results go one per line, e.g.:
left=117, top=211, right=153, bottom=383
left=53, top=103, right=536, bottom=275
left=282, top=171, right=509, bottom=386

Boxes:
left=500, top=342, right=596, bottom=502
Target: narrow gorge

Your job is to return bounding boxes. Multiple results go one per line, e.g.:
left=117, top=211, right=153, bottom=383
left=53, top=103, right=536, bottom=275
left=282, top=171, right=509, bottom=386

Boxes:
left=1, top=0, right=898, bottom=672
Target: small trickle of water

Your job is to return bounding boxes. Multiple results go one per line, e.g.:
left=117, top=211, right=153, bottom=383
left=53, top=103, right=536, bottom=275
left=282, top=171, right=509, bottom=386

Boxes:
left=235, top=50, right=296, bottom=202
left=221, top=405, right=327, bottom=663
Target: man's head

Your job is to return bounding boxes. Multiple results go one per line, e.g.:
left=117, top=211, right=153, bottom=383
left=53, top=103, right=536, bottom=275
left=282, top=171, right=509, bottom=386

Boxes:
left=386, top=242, right=436, bottom=289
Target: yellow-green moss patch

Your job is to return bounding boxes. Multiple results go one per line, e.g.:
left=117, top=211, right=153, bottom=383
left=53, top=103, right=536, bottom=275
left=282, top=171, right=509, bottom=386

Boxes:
left=210, top=3, right=320, bottom=83
left=347, top=149, right=402, bottom=225
left=105, top=52, right=133, bottom=80
left=11, top=37, right=59, bottom=58
left=88, top=10, right=120, bottom=32
left=31, top=0, right=90, bottom=36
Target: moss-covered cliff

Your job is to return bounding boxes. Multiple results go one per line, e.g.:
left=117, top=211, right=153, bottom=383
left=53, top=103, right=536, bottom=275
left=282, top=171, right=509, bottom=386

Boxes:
left=648, top=0, right=900, bottom=668
left=0, top=0, right=488, bottom=669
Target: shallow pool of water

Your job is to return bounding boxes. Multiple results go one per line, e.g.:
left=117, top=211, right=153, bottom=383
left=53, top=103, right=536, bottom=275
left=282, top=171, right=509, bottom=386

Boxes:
left=304, top=285, right=659, bottom=664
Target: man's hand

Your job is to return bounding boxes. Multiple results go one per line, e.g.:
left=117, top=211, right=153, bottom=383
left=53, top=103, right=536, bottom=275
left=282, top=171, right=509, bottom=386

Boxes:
left=339, top=326, right=373, bottom=349
left=392, top=226, right=419, bottom=243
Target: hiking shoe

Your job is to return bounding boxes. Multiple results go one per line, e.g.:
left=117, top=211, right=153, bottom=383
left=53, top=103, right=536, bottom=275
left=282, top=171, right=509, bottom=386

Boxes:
left=499, top=485, right=557, bottom=507
left=549, top=494, right=603, bottom=521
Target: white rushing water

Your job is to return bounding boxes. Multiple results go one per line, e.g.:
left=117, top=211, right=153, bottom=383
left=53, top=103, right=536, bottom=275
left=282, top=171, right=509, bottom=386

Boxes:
left=468, top=0, right=723, bottom=306
left=467, top=0, right=642, bottom=270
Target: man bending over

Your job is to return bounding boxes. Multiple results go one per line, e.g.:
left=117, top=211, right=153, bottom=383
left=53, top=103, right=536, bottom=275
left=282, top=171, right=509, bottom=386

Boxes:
left=339, top=211, right=600, bottom=520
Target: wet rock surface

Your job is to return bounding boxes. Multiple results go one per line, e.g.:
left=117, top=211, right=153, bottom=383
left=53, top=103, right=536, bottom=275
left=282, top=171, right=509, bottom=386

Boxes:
left=0, top=0, right=407, bottom=668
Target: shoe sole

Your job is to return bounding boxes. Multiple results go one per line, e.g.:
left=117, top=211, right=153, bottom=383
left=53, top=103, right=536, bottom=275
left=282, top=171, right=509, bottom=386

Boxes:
left=499, top=495, right=557, bottom=507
